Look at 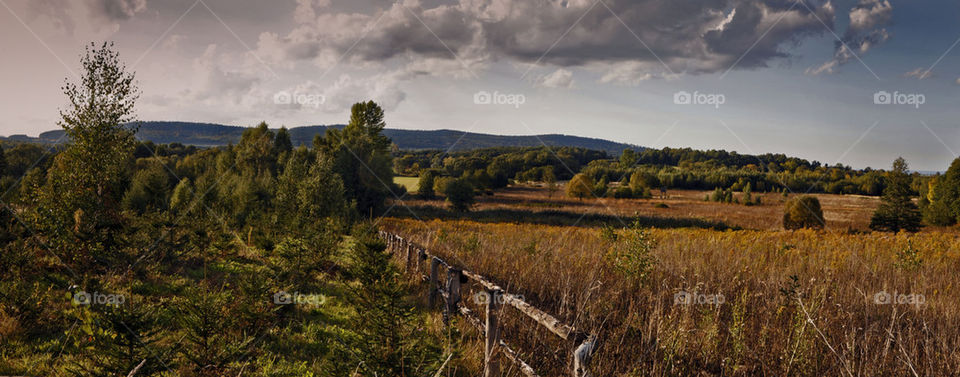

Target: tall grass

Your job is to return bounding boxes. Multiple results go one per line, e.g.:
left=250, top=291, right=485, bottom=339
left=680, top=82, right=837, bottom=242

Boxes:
left=382, top=218, right=960, bottom=376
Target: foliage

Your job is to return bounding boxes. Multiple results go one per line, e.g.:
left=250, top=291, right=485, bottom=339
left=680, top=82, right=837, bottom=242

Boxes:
left=122, top=161, right=170, bottom=214
left=783, top=195, right=825, bottom=230
left=1, top=44, right=445, bottom=375
left=346, top=225, right=442, bottom=376
left=922, top=158, right=960, bottom=225
left=417, top=169, right=438, bottom=198
left=567, top=173, right=596, bottom=200
left=30, top=42, right=139, bottom=269
left=605, top=220, right=657, bottom=282
left=870, top=157, right=922, bottom=232
left=317, top=101, right=396, bottom=215
left=444, top=177, right=476, bottom=212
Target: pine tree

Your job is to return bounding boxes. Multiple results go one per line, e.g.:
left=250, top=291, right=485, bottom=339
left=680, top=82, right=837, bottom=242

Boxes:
left=870, top=157, right=922, bottom=232
left=743, top=182, right=752, bottom=204
left=348, top=224, right=441, bottom=376
left=711, top=187, right=724, bottom=202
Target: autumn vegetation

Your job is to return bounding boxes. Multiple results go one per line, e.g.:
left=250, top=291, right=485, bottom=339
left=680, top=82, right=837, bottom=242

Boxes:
left=3, top=42, right=959, bottom=377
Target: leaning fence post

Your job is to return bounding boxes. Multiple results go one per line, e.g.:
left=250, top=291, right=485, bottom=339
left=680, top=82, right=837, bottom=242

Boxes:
left=484, top=288, right=501, bottom=377
left=573, top=334, right=597, bottom=377
left=428, top=257, right=441, bottom=307
left=444, top=267, right=462, bottom=325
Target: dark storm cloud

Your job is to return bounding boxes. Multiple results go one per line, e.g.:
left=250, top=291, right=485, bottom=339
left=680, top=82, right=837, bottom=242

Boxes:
left=19, top=0, right=147, bottom=33
left=91, top=0, right=147, bottom=21
left=262, top=0, right=836, bottom=77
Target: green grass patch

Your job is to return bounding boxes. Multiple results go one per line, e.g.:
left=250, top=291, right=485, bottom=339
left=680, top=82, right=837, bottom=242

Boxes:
left=394, top=176, right=419, bottom=192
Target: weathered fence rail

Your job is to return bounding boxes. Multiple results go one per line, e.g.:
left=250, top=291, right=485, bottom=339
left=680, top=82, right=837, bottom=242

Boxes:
left=379, top=231, right=598, bottom=377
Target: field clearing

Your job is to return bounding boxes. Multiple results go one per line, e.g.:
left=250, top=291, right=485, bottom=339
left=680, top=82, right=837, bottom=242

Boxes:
left=381, top=217, right=960, bottom=376
left=394, top=176, right=419, bottom=192
left=390, top=184, right=884, bottom=231
left=382, top=184, right=960, bottom=376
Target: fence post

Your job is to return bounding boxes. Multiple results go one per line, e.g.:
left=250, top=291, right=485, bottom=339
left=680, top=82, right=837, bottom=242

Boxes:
left=444, top=267, right=462, bottom=325
left=484, top=288, right=501, bottom=377
left=405, top=243, right=414, bottom=271
left=573, top=334, right=597, bottom=377
left=417, top=249, right=425, bottom=272
left=428, top=257, right=441, bottom=307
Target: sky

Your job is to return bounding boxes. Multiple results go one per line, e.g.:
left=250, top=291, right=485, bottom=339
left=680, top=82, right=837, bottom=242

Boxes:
left=1, top=0, right=959, bottom=171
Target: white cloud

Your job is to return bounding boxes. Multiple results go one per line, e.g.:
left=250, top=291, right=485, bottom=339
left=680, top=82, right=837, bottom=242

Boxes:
left=807, top=0, right=892, bottom=76
left=536, top=68, right=575, bottom=88
left=904, top=67, right=932, bottom=80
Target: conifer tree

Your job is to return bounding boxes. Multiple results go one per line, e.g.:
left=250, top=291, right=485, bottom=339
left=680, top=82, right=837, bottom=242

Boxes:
left=870, top=157, right=922, bottom=232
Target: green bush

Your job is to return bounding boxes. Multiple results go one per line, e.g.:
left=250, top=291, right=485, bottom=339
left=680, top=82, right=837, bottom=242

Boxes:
left=417, top=169, right=438, bottom=198
left=567, top=173, right=596, bottom=200
left=783, top=195, right=825, bottom=230
left=612, top=186, right=633, bottom=198
left=444, top=178, right=476, bottom=212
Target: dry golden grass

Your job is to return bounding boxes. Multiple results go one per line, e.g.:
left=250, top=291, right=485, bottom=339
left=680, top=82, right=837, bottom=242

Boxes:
left=393, top=185, right=882, bottom=231
left=382, top=187, right=960, bottom=376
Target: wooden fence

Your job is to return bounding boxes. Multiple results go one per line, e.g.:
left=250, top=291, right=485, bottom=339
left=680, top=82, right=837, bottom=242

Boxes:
left=379, top=231, right=598, bottom=377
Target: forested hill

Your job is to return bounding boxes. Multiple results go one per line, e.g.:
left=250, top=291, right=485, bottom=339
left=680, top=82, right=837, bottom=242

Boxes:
left=24, top=121, right=643, bottom=155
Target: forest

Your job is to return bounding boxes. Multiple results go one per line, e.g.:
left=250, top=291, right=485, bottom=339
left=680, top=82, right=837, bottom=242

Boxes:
left=0, top=44, right=445, bottom=376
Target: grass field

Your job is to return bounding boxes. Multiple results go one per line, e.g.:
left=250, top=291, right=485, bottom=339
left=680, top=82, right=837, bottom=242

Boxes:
left=383, top=183, right=960, bottom=376
left=394, top=176, right=419, bottom=192
left=389, top=184, right=883, bottom=231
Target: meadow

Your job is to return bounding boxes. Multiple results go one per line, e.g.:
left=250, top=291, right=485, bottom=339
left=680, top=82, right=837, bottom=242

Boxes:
left=381, top=184, right=960, bottom=376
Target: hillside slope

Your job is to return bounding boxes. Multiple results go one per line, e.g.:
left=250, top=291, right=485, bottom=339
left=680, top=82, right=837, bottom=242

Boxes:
left=23, top=121, right=643, bottom=155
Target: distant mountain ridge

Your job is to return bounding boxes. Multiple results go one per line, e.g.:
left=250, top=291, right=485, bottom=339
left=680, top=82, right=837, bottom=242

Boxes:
left=19, top=121, right=644, bottom=155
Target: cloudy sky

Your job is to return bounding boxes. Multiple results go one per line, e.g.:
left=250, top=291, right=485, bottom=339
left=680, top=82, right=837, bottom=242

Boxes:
left=1, top=0, right=959, bottom=170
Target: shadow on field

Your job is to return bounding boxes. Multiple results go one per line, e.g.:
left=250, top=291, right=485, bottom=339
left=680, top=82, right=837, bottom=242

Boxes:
left=386, top=205, right=736, bottom=230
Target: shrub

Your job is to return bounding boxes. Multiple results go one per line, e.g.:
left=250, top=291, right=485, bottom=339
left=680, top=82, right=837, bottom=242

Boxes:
left=612, top=186, right=633, bottom=198
left=711, top=187, right=724, bottom=202
left=444, top=178, right=475, bottom=212
left=417, top=169, right=438, bottom=198
left=783, top=195, right=825, bottom=230
left=122, top=163, right=170, bottom=214
left=567, top=173, right=596, bottom=200
left=605, top=220, right=656, bottom=282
